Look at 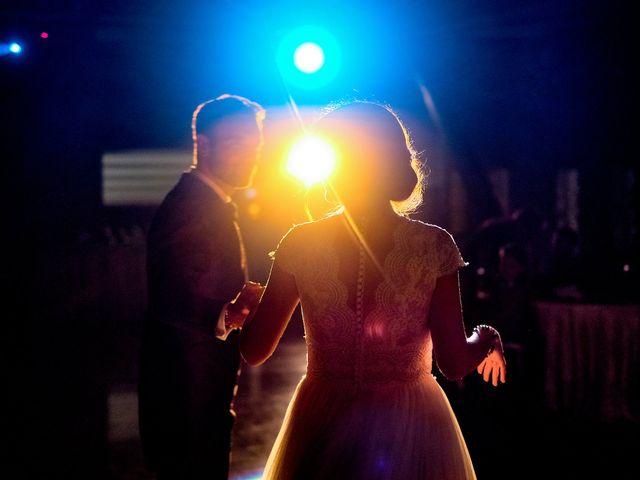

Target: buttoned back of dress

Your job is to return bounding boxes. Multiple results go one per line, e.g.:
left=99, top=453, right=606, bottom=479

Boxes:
left=275, top=215, right=466, bottom=391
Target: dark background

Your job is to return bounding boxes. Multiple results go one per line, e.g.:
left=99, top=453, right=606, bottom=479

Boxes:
left=1, top=1, right=636, bottom=478
left=2, top=0, right=635, bottom=269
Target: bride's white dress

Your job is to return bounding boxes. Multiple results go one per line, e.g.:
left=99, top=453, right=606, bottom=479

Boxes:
left=262, top=214, right=476, bottom=480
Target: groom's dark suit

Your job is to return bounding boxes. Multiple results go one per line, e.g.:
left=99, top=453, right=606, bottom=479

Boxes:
left=139, top=171, right=247, bottom=479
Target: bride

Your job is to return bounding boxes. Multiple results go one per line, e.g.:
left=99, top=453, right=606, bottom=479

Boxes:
left=238, top=101, right=506, bottom=479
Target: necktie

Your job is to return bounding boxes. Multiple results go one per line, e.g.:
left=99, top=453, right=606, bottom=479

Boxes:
left=228, top=201, right=249, bottom=282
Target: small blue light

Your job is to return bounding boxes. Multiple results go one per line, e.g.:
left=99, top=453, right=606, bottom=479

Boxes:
left=276, top=25, right=341, bottom=90
left=9, top=42, right=22, bottom=54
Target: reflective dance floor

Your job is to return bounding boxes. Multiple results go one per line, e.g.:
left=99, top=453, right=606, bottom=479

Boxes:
left=107, top=333, right=638, bottom=479
left=107, top=337, right=307, bottom=480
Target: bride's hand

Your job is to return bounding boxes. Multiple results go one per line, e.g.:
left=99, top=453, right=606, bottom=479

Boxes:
left=477, top=347, right=507, bottom=387
left=236, top=281, right=265, bottom=316
left=226, top=282, right=265, bottom=330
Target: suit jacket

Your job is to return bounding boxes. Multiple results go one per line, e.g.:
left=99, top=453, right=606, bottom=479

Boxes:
left=139, top=171, right=247, bottom=474
left=146, top=171, right=246, bottom=337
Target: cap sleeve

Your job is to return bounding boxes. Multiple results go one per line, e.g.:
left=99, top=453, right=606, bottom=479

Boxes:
left=435, top=227, right=468, bottom=277
left=271, top=226, right=298, bottom=276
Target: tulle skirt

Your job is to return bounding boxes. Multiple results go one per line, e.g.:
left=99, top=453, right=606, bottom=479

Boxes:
left=262, top=373, right=476, bottom=480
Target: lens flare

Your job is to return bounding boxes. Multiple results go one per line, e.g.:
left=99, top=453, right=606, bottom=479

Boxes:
left=286, top=135, right=336, bottom=186
left=293, top=42, right=325, bottom=73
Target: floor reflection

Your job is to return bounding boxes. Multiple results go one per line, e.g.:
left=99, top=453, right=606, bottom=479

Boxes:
left=106, top=336, right=307, bottom=479
left=230, top=338, right=308, bottom=479
left=107, top=331, right=638, bottom=479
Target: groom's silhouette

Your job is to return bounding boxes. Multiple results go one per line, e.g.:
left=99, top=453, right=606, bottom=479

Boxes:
left=139, top=94, right=265, bottom=479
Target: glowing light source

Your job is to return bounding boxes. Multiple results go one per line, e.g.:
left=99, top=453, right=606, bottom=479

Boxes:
left=276, top=25, right=341, bottom=89
left=293, top=42, right=325, bottom=73
left=40, top=32, right=49, bottom=39
left=286, top=135, right=336, bottom=186
left=9, top=42, right=22, bottom=54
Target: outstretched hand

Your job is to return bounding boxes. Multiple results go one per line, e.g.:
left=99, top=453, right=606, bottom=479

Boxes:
left=225, top=281, right=265, bottom=330
left=477, top=348, right=507, bottom=387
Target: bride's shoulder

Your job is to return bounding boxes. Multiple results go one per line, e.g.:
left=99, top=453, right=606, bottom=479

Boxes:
left=403, top=218, right=454, bottom=238
left=279, top=213, right=340, bottom=245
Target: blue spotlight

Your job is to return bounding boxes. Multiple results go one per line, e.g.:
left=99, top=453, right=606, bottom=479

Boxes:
left=276, top=26, right=341, bottom=89
left=0, top=41, right=23, bottom=56
left=294, top=42, right=325, bottom=73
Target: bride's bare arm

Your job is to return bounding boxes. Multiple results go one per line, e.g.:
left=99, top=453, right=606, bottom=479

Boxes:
left=239, top=260, right=300, bottom=366
left=429, top=271, right=504, bottom=382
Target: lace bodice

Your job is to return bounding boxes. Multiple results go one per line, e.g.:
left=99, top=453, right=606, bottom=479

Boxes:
left=276, top=214, right=466, bottom=390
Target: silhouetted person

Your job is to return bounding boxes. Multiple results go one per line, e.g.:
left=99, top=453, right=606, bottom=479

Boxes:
left=491, top=244, right=534, bottom=347
left=490, top=243, right=543, bottom=404
left=543, top=226, right=584, bottom=302
left=462, top=207, right=549, bottom=318
left=464, top=243, right=535, bottom=397
left=239, top=101, right=506, bottom=479
left=466, top=207, right=548, bottom=279
left=138, top=94, right=265, bottom=479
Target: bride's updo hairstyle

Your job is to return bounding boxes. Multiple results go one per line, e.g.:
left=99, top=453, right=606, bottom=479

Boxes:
left=314, top=100, right=425, bottom=216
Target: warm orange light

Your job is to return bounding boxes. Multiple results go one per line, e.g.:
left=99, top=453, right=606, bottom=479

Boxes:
left=286, top=135, right=336, bottom=186
left=247, top=202, right=261, bottom=218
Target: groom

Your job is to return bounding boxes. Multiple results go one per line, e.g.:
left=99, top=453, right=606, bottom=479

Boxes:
left=139, top=94, right=266, bottom=479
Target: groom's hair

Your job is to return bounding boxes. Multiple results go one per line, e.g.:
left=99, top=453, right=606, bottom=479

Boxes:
left=191, top=94, right=265, bottom=162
